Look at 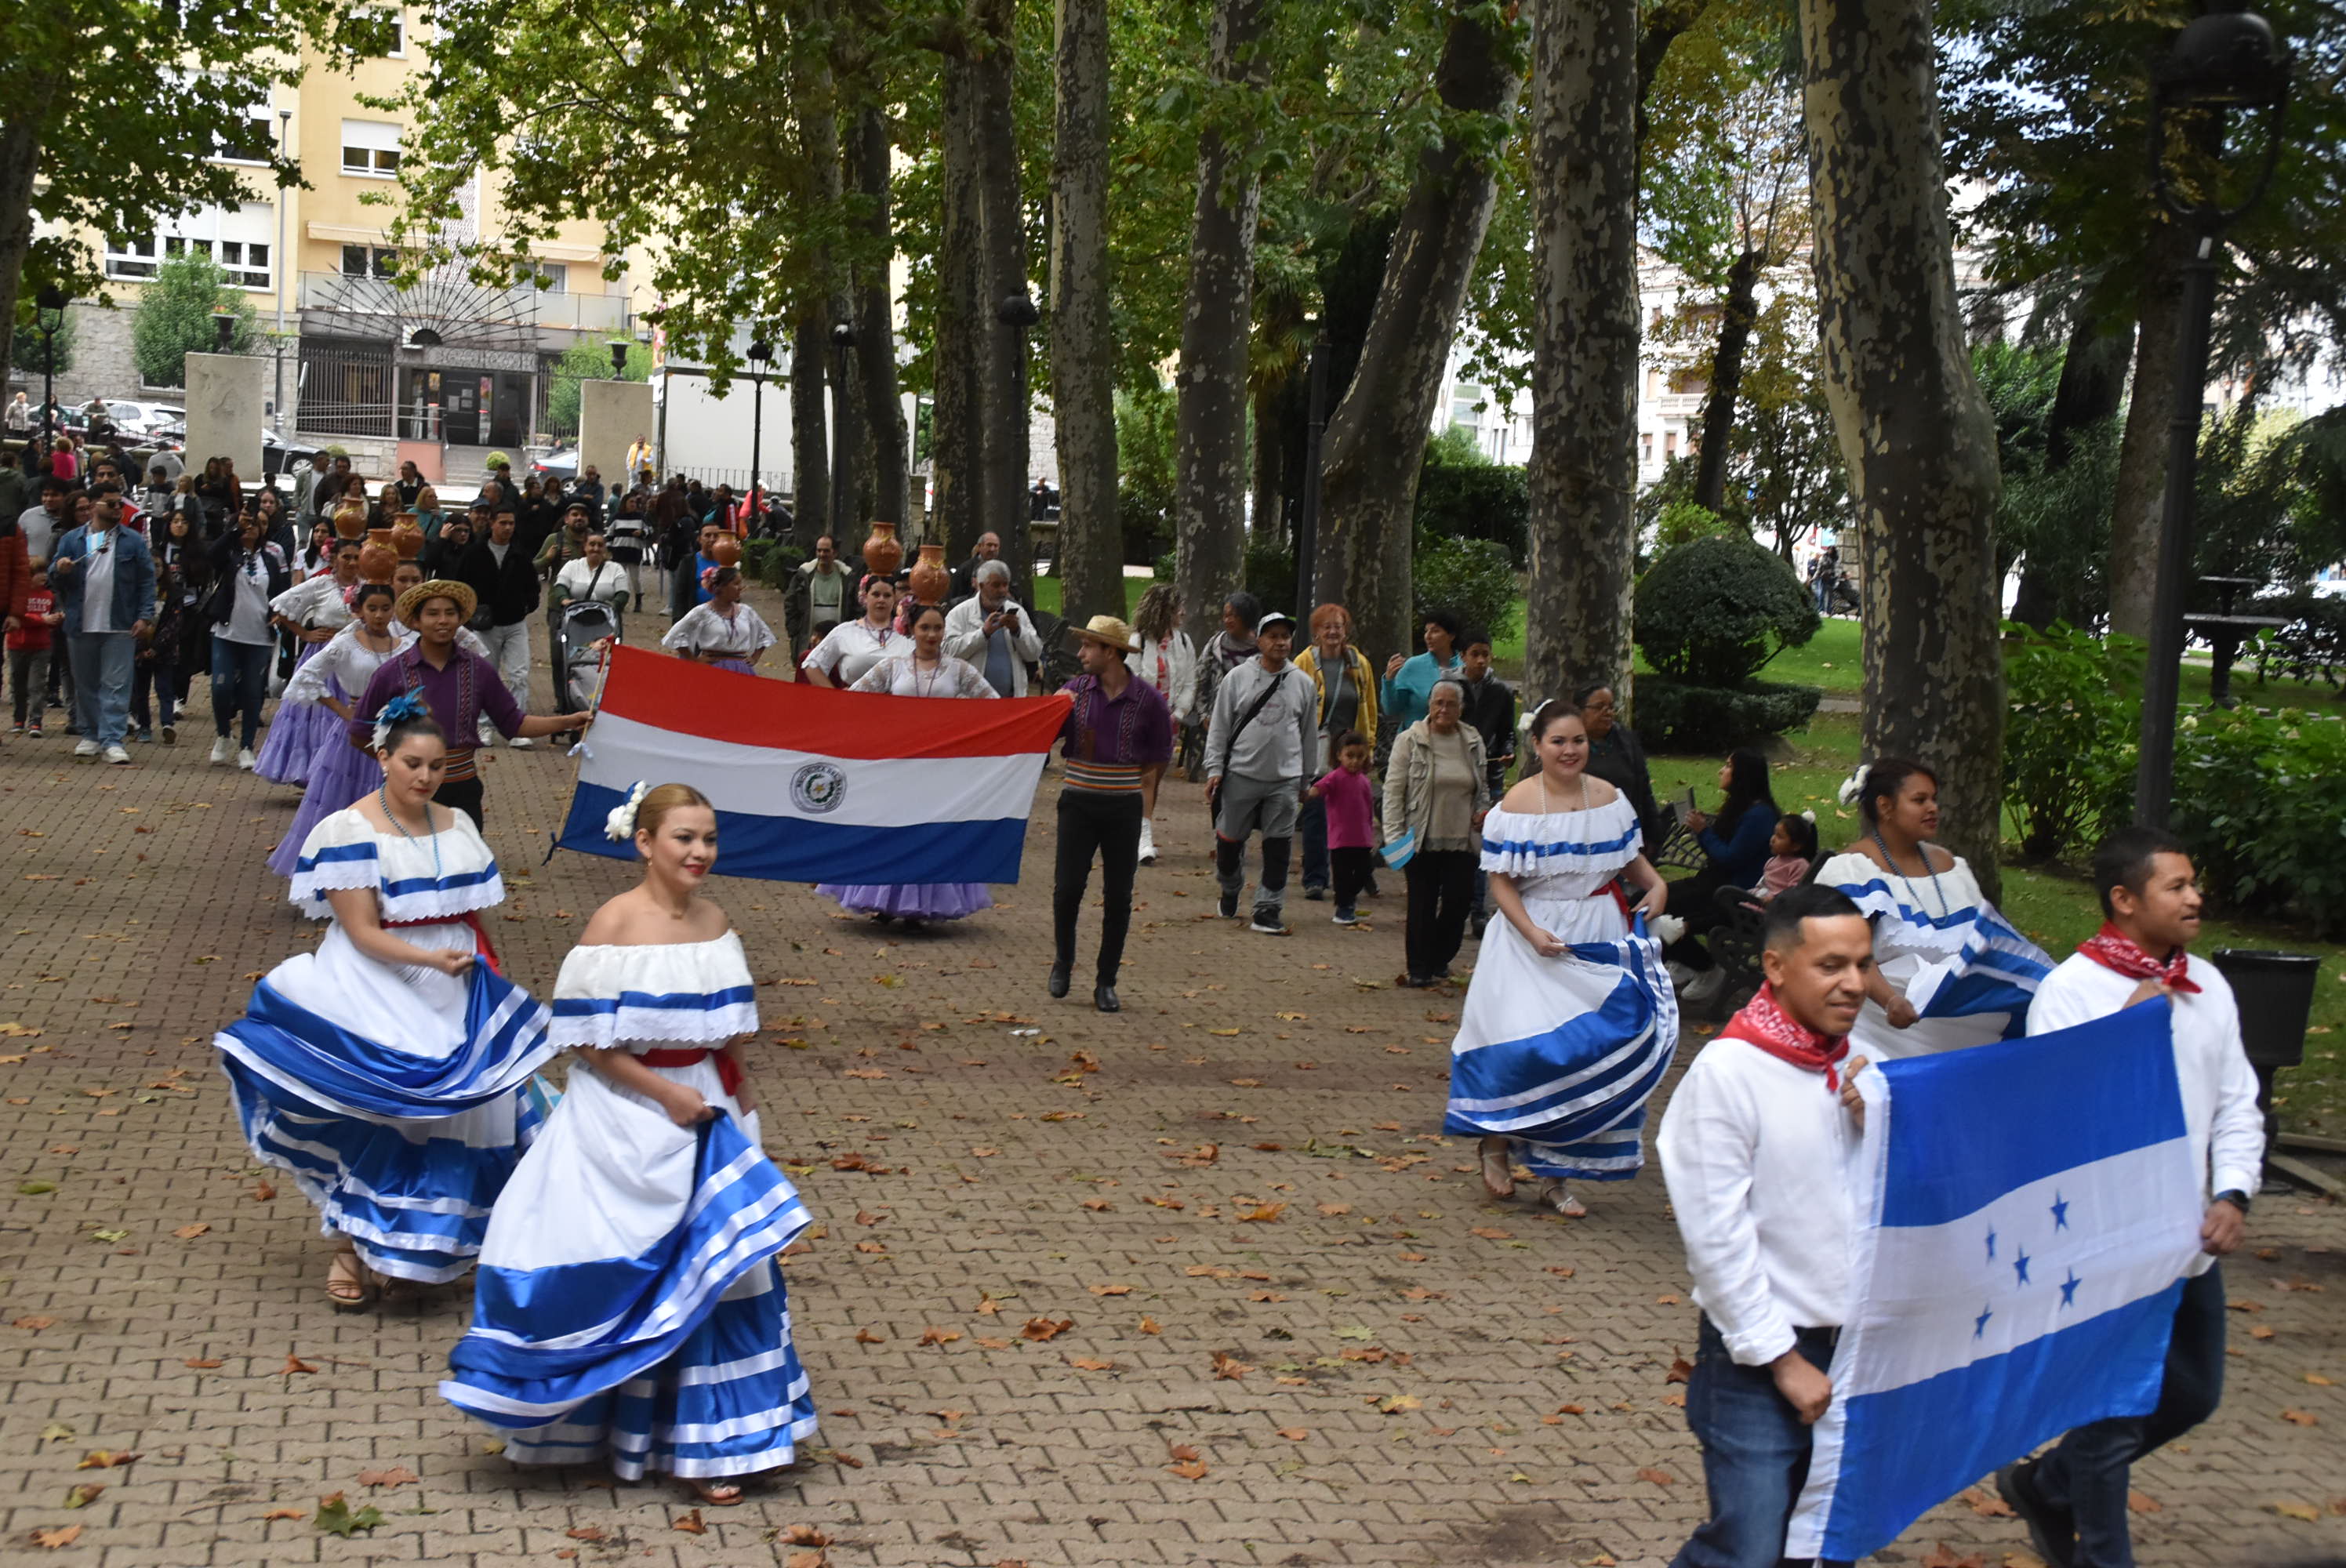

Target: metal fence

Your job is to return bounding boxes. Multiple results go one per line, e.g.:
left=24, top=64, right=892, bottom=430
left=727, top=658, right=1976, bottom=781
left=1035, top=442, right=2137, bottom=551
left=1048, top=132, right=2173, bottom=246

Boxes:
left=296, top=346, right=395, bottom=438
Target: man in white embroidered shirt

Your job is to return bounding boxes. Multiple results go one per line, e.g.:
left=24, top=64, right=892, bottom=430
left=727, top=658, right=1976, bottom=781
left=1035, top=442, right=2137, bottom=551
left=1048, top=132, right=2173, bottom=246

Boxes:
left=1996, top=826, right=2261, bottom=1568
left=1657, top=884, right=1874, bottom=1568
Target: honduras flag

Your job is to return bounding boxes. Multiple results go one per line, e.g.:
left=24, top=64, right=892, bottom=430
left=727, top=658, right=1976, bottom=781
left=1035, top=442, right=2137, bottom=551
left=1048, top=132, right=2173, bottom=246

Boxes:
left=1785, top=1002, right=2207, bottom=1561
left=557, top=644, right=1073, bottom=884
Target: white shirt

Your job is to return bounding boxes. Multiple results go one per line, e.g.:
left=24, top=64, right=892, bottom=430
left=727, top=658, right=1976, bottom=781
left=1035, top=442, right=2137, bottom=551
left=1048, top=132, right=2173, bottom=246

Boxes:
left=554, top=556, right=629, bottom=607
left=18, top=504, right=60, bottom=567
left=79, top=527, right=122, bottom=633
left=803, top=618, right=910, bottom=687
left=942, top=593, right=1044, bottom=696
left=2028, top=952, right=2265, bottom=1274
left=271, top=574, right=354, bottom=631
left=1657, top=1037, right=1858, bottom=1365
left=223, top=552, right=276, bottom=646
left=663, top=601, right=776, bottom=661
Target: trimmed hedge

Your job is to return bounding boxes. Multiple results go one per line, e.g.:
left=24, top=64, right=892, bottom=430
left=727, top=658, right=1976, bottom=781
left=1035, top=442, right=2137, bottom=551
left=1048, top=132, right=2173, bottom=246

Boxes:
left=1632, top=677, right=1823, bottom=751
left=1636, top=532, right=1821, bottom=684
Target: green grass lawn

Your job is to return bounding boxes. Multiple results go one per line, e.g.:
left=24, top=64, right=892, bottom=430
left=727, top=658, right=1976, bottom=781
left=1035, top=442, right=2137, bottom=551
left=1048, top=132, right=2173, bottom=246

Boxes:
left=1028, top=576, right=1152, bottom=620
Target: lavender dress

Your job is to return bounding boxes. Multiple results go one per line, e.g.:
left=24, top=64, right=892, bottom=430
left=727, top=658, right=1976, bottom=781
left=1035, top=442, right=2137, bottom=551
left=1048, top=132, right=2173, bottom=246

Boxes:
left=815, top=655, right=999, bottom=923
left=254, top=576, right=354, bottom=785
left=266, top=626, right=405, bottom=877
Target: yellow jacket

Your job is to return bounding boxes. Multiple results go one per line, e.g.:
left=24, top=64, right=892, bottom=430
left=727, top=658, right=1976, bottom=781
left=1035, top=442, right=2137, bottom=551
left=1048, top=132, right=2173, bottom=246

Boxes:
left=1295, top=643, right=1379, bottom=753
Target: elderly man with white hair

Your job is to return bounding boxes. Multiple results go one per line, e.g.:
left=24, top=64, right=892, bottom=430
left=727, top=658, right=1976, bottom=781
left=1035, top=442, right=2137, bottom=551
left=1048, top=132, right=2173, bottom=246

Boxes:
left=942, top=558, right=1044, bottom=698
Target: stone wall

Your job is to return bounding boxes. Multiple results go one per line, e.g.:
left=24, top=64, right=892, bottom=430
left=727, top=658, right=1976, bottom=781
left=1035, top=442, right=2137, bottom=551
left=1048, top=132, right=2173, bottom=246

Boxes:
left=32, top=302, right=300, bottom=428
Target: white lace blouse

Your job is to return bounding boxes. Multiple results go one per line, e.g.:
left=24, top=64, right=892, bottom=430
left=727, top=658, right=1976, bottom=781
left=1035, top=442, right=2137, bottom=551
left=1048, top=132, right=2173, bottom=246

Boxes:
left=548, top=933, right=760, bottom=1052
left=286, top=805, right=505, bottom=922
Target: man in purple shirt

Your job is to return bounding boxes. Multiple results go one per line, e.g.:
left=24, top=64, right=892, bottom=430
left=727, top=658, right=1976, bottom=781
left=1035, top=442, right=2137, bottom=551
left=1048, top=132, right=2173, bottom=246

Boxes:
left=348, top=580, right=584, bottom=826
left=1051, top=615, right=1174, bottom=1013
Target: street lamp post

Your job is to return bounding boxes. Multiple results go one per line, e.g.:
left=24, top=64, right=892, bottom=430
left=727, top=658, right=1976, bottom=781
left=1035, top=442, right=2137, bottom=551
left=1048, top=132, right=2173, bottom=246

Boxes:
left=1292, top=317, right=1331, bottom=622
left=274, top=107, right=291, bottom=431
left=35, top=285, right=67, bottom=456
left=830, top=321, right=855, bottom=543
left=2132, top=9, right=2290, bottom=829
left=746, top=338, right=774, bottom=532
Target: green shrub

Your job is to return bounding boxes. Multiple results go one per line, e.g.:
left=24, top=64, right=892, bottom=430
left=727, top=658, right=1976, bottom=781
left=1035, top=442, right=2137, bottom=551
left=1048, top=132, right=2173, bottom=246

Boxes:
left=1414, top=450, right=1530, bottom=567
left=1653, top=500, right=1738, bottom=554
left=2001, top=622, right=2141, bottom=862
left=1413, top=528, right=1517, bottom=640
left=1636, top=532, right=1821, bottom=683
left=1242, top=528, right=1297, bottom=614
left=2172, top=706, right=2346, bottom=935
left=1153, top=550, right=1176, bottom=583
left=1632, top=677, right=1823, bottom=750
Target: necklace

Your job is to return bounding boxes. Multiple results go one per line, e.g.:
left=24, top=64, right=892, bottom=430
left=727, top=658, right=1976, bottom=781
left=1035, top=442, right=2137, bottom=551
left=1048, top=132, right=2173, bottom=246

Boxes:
left=1870, top=828, right=1950, bottom=918
left=377, top=781, right=445, bottom=883
left=1539, top=768, right=1589, bottom=816
left=913, top=655, right=942, bottom=698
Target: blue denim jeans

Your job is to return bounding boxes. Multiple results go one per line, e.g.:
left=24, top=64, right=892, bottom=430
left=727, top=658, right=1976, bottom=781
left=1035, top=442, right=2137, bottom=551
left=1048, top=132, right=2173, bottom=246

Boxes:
left=67, top=631, right=136, bottom=746
left=210, top=636, right=274, bottom=749
left=1299, top=793, right=1329, bottom=891
left=1671, top=1316, right=1850, bottom=1568
left=2029, top=1265, right=2226, bottom=1568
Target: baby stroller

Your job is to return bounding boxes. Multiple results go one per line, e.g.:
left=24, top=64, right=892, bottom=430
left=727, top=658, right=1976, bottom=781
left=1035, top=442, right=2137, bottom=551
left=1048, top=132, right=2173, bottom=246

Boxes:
left=554, top=598, right=622, bottom=733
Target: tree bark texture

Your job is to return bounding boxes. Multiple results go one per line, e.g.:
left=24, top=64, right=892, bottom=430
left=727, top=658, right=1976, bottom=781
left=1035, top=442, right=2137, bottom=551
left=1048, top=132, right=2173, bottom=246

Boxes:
left=1523, top=0, right=1642, bottom=713
left=970, top=0, right=1033, bottom=587
left=789, top=18, right=844, bottom=552
left=1314, top=4, right=1523, bottom=670
left=0, top=110, right=47, bottom=370
left=2107, top=221, right=2193, bottom=639
left=1802, top=0, right=2006, bottom=898
left=850, top=104, right=908, bottom=538
left=1048, top=0, right=1124, bottom=629
left=1251, top=372, right=1290, bottom=550
left=1690, top=245, right=1762, bottom=514
left=1173, top=0, right=1269, bottom=654
left=790, top=311, right=830, bottom=547
left=933, top=49, right=985, bottom=560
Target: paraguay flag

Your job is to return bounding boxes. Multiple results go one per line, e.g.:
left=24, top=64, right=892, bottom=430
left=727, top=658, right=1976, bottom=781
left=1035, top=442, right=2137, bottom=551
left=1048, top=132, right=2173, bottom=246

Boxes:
left=1785, top=1003, right=2207, bottom=1561
left=557, top=645, right=1073, bottom=884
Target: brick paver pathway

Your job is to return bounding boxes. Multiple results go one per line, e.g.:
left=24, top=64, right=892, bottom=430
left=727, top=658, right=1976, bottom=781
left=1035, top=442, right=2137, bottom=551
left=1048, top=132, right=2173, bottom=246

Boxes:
left=3, top=591, right=2341, bottom=1566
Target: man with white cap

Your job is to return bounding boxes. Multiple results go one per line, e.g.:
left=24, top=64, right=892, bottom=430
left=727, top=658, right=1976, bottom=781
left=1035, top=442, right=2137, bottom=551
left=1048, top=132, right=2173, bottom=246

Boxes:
left=1204, top=610, right=1317, bottom=935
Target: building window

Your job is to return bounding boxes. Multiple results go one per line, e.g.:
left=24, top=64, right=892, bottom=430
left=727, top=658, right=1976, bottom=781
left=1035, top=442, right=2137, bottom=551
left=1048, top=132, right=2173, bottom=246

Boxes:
left=1664, top=430, right=1678, bottom=461
left=107, top=205, right=274, bottom=290
left=341, top=118, right=404, bottom=177
left=104, top=234, right=162, bottom=281
left=362, top=9, right=405, bottom=55
left=218, top=109, right=277, bottom=164
left=514, top=261, right=568, bottom=293
left=342, top=244, right=400, bottom=278
left=1641, top=432, right=1654, bottom=465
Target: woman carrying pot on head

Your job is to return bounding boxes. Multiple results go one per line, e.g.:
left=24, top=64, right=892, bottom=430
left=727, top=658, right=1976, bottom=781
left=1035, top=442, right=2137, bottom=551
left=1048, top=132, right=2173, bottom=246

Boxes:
left=813, top=601, right=1000, bottom=931
left=1442, top=698, right=1674, bottom=1221
left=1815, top=757, right=2054, bottom=1060
left=662, top=566, right=775, bottom=675
left=799, top=572, right=906, bottom=688
left=254, top=537, right=365, bottom=786
left=266, top=582, right=409, bottom=877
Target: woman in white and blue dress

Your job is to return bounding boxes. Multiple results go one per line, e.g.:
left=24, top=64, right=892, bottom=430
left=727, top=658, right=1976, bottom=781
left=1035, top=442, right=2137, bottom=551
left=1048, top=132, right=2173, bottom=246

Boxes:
left=815, top=602, right=998, bottom=930
left=265, top=583, right=408, bottom=877
left=1443, top=699, right=1676, bottom=1219
left=1816, top=756, right=2053, bottom=1060
left=215, top=699, right=559, bottom=1308
left=442, top=782, right=816, bottom=1505
left=254, top=539, right=361, bottom=786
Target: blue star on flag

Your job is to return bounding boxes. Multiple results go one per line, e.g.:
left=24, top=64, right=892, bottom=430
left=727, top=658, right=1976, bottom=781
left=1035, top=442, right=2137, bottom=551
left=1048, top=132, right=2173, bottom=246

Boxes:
left=2050, top=1192, right=2071, bottom=1231
left=1985, top=1228, right=1997, bottom=1263
left=1974, top=1304, right=1993, bottom=1339
left=2061, top=1269, right=2081, bottom=1308
left=2014, top=1248, right=2032, bottom=1287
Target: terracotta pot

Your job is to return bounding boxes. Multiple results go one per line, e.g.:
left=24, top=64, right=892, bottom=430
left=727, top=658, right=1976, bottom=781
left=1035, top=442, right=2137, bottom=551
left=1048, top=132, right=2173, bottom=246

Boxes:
left=358, top=532, right=398, bottom=583
left=390, top=514, right=425, bottom=561
left=862, top=520, right=904, bottom=581
left=710, top=534, right=743, bottom=569
left=910, top=543, right=950, bottom=606
left=332, top=500, right=368, bottom=540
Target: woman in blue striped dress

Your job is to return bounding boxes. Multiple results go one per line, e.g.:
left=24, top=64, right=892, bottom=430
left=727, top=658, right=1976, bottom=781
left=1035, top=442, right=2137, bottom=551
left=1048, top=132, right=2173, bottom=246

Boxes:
left=214, top=701, right=560, bottom=1309
left=442, top=782, right=817, bottom=1505
left=1444, top=700, right=1677, bottom=1219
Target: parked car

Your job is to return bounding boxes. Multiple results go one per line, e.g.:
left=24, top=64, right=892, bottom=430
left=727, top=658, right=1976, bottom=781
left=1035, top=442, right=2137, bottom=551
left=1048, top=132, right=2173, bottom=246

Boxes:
left=531, top=447, right=579, bottom=481
left=142, top=424, right=321, bottom=477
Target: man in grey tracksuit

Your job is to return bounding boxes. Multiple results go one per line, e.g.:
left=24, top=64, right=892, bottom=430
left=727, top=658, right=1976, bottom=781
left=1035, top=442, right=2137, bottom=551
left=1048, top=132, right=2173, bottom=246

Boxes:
left=1204, top=611, right=1318, bottom=934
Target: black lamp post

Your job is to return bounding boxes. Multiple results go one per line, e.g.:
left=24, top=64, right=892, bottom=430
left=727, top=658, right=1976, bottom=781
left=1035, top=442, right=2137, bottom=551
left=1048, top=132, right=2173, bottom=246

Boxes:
left=1293, top=315, right=1331, bottom=622
left=2133, top=9, right=2290, bottom=829
left=34, top=285, right=67, bottom=455
left=746, top=338, right=773, bottom=523
left=829, top=322, right=855, bottom=543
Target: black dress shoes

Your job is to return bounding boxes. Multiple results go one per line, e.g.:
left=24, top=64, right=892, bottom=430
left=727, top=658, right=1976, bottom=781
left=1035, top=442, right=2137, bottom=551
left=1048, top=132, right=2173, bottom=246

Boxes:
left=1048, top=967, right=1071, bottom=999
left=1094, top=984, right=1120, bottom=1013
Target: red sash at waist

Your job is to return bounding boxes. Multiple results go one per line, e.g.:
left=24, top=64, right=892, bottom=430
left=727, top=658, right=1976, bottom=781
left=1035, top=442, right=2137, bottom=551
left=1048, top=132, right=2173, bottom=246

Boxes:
left=384, top=909, right=503, bottom=974
left=640, top=1047, right=745, bottom=1098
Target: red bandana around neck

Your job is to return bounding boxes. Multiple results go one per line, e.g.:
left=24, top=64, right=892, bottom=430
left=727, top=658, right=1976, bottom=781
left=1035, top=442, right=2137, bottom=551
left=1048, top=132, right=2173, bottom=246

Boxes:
left=2077, top=921, right=2201, bottom=994
left=1720, top=982, right=1852, bottom=1090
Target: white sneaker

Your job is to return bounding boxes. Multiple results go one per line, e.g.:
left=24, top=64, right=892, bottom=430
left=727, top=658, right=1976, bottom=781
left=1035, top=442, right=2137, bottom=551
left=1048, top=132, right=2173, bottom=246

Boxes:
left=237, top=747, right=256, bottom=771
left=1138, top=820, right=1157, bottom=866
left=73, top=738, right=100, bottom=758
left=210, top=736, right=234, bottom=764
left=507, top=735, right=533, bottom=750
left=104, top=744, right=131, bottom=765
left=1666, top=960, right=1694, bottom=992
left=1682, top=967, right=1727, bottom=1006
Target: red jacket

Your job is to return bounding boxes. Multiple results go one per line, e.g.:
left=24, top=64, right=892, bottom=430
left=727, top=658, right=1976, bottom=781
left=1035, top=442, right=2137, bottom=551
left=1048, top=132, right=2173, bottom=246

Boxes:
left=0, top=521, right=30, bottom=627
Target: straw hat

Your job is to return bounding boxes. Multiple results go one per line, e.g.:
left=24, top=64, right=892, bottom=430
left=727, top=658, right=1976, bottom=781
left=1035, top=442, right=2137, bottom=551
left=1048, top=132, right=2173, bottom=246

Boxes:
left=1068, top=614, right=1139, bottom=654
left=395, top=578, right=477, bottom=627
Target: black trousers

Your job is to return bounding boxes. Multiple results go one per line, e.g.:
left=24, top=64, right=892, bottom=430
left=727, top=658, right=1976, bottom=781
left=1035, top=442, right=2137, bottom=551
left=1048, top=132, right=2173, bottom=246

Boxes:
left=1054, top=788, right=1143, bottom=984
left=1331, top=845, right=1375, bottom=909
left=1404, top=849, right=1476, bottom=980
left=1665, top=865, right=1740, bottom=971
left=434, top=775, right=487, bottom=829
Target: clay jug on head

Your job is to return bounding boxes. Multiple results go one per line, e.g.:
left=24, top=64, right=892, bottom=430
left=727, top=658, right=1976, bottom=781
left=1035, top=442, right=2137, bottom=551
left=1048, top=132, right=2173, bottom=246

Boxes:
left=390, top=513, right=425, bottom=561
left=910, top=543, right=950, bottom=606
left=710, top=534, right=743, bottom=569
left=862, top=520, right=904, bottom=580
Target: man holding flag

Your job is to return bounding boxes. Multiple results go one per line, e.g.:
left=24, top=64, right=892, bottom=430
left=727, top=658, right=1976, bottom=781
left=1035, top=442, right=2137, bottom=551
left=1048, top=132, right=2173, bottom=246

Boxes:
left=1998, top=826, right=2262, bottom=1568
left=1657, top=884, right=1876, bottom=1568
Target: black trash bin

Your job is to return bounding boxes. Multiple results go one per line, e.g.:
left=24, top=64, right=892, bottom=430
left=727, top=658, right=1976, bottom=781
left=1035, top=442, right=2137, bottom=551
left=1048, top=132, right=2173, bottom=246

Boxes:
left=2208, top=948, right=2322, bottom=1172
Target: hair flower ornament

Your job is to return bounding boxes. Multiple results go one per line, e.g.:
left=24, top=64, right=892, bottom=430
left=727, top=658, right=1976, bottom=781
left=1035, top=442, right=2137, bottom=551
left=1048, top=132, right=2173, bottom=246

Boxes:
left=603, top=779, right=652, bottom=841
left=371, top=690, right=429, bottom=753
left=1835, top=763, right=1872, bottom=808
